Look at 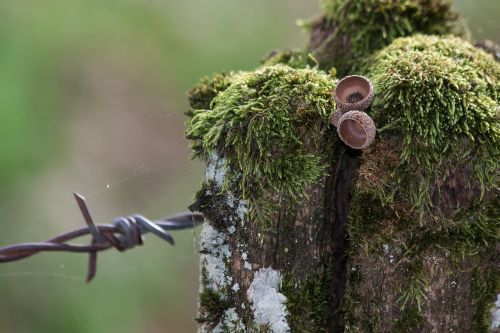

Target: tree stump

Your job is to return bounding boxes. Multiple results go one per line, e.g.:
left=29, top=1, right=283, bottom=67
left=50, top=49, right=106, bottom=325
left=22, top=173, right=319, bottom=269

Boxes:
left=186, top=1, right=499, bottom=332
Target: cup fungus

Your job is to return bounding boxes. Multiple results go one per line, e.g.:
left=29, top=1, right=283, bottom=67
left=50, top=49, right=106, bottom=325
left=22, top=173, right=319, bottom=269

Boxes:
left=333, top=75, right=374, bottom=112
left=337, top=110, right=376, bottom=150
left=331, top=110, right=343, bottom=127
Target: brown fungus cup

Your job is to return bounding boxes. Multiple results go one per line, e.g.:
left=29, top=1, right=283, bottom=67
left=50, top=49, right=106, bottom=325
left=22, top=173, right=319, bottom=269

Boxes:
left=337, top=110, right=376, bottom=150
left=333, top=75, right=374, bottom=113
left=331, top=110, right=343, bottom=127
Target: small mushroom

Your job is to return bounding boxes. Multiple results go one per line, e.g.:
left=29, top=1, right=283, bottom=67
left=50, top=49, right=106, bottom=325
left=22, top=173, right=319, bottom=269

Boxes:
left=333, top=75, right=374, bottom=112
left=331, top=110, right=343, bottom=127
left=337, top=110, right=376, bottom=150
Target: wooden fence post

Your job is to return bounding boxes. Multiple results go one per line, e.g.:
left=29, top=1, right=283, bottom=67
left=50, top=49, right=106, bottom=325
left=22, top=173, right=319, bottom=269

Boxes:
left=186, top=1, right=499, bottom=331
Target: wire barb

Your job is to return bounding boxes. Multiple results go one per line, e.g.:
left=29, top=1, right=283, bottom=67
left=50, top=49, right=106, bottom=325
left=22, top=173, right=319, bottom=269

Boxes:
left=0, top=192, right=204, bottom=283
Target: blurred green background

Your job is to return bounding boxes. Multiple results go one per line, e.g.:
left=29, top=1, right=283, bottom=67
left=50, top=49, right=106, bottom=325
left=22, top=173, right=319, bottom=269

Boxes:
left=0, top=1, right=497, bottom=332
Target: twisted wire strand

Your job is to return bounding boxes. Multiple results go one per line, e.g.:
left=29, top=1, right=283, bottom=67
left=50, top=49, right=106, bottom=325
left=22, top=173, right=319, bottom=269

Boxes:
left=0, top=193, right=204, bottom=282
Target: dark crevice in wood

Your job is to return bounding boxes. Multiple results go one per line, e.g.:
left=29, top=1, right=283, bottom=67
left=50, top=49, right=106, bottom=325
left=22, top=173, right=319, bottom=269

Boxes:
left=328, top=148, right=361, bottom=333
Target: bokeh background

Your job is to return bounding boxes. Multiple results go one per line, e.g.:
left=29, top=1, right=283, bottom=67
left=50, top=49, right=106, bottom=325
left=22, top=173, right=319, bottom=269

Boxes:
left=0, top=1, right=497, bottom=332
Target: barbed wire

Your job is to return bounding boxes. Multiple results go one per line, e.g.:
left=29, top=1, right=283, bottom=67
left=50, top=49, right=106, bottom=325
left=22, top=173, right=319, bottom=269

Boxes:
left=0, top=193, right=204, bottom=282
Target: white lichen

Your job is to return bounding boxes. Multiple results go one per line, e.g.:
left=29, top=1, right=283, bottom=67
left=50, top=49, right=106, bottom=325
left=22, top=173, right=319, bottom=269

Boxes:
left=247, top=267, right=290, bottom=333
left=226, top=193, right=236, bottom=208
left=199, top=152, right=253, bottom=332
left=205, top=153, right=227, bottom=187
left=236, top=200, right=247, bottom=223
left=491, top=294, right=500, bottom=330
left=241, top=252, right=253, bottom=270
left=200, top=223, right=232, bottom=292
left=200, top=152, right=250, bottom=288
left=383, top=244, right=389, bottom=253
left=212, top=308, right=245, bottom=333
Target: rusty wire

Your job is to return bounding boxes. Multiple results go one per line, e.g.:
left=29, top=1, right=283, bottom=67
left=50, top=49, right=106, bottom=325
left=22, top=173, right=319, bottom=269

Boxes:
left=0, top=193, right=204, bottom=282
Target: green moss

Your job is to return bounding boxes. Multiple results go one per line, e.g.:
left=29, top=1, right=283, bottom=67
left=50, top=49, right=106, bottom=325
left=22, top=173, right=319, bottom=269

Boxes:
left=187, top=72, right=232, bottom=113
left=281, top=263, right=334, bottom=332
left=393, top=307, right=425, bottom=332
left=189, top=180, right=239, bottom=231
left=186, top=64, right=336, bottom=225
left=185, top=73, right=233, bottom=156
left=470, top=267, right=499, bottom=332
left=445, top=201, right=498, bottom=256
left=318, top=0, right=466, bottom=74
left=346, top=187, right=426, bottom=331
left=261, top=50, right=318, bottom=69
left=197, top=287, right=231, bottom=326
left=396, top=263, right=428, bottom=312
left=368, top=34, right=500, bottom=221
left=348, top=190, right=394, bottom=242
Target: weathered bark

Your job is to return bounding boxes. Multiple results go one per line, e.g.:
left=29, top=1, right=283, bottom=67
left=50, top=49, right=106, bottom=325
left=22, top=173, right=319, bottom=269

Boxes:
left=192, top=124, right=346, bottom=332
left=343, top=137, right=498, bottom=332
left=189, top=6, right=499, bottom=333
left=192, top=131, right=497, bottom=333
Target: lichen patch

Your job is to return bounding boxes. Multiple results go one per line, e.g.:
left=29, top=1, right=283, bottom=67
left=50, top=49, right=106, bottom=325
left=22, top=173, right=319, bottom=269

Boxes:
left=200, top=222, right=231, bottom=293
left=205, top=153, right=227, bottom=188
left=247, top=267, right=290, bottom=333
left=212, top=308, right=245, bottom=333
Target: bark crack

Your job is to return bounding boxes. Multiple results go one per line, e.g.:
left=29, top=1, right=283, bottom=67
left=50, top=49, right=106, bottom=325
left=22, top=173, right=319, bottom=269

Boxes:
left=329, top=149, right=361, bottom=332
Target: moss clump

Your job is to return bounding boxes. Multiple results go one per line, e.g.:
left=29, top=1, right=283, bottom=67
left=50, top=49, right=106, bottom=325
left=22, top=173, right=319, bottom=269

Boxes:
left=281, top=264, right=334, bottom=332
left=445, top=201, right=498, bottom=257
left=187, top=72, right=232, bottom=112
left=394, top=307, right=425, bottom=331
left=261, top=50, right=318, bottom=69
left=368, top=34, right=499, bottom=219
left=186, top=64, right=335, bottom=225
left=318, top=0, right=466, bottom=74
left=197, top=288, right=230, bottom=326
left=189, top=180, right=237, bottom=231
